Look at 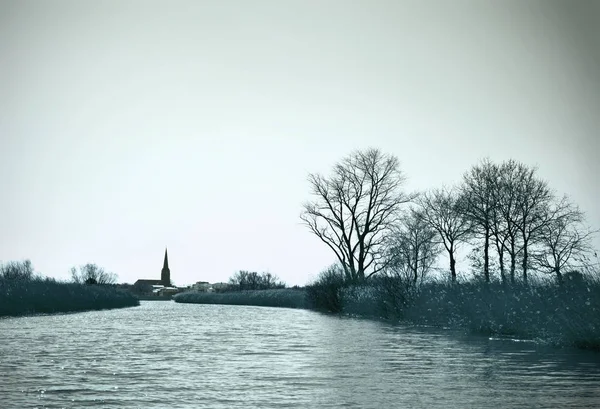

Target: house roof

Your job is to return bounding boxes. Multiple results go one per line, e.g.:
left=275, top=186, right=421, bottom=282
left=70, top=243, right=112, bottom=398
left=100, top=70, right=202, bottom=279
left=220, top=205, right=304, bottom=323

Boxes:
left=134, top=279, right=163, bottom=286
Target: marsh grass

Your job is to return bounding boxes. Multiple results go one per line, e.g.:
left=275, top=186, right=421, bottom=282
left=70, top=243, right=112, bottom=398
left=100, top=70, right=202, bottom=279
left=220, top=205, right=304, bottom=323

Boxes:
left=402, top=277, right=600, bottom=349
left=307, top=269, right=600, bottom=350
left=174, top=288, right=308, bottom=309
left=174, top=265, right=600, bottom=350
left=0, top=277, right=139, bottom=317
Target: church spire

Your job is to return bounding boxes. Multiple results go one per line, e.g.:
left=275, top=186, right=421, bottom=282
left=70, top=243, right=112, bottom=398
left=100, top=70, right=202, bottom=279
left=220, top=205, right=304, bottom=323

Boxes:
left=163, top=247, right=169, bottom=270
left=161, top=247, right=170, bottom=286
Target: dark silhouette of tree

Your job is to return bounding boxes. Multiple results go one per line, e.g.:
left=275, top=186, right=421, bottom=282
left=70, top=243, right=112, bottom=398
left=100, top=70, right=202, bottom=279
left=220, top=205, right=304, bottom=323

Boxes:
left=418, top=187, right=471, bottom=282
left=132, top=281, right=153, bottom=294
left=301, top=148, right=413, bottom=282
left=0, top=260, right=35, bottom=280
left=228, top=271, right=285, bottom=290
left=492, top=160, right=525, bottom=284
left=305, top=264, right=346, bottom=313
left=460, top=158, right=498, bottom=282
left=532, top=196, right=596, bottom=284
left=386, top=208, right=441, bottom=285
left=71, top=263, right=117, bottom=285
left=511, top=165, right=554, bottom=284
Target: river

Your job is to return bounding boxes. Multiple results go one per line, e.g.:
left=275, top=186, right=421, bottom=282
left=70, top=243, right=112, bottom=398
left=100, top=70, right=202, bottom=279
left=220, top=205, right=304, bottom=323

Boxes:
left=1, top=301, right=600, bottom=408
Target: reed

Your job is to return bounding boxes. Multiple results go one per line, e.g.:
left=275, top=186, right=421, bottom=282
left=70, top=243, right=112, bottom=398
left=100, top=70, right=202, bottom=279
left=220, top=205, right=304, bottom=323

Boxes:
left=174, top=288, right=308, bottom=309
left=0, top=277, right=139, bottom=317
left=307, top=268, right=600, bottom=350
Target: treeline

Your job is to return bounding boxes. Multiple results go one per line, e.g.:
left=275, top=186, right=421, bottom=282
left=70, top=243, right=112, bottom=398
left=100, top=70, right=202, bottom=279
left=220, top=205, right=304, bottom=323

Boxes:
left=174, top=288, right=306, bottom=309
left=302, top=149, right=598, bottom=286
left=70, top=263, right=118, bottom=285
left=174, top=270, right=301, bottom=307
left=226, top=271, right=286, bottom=291
left=0, top=260, right=138, bottom=317
left=423, top=158, right=596, bottom=285
left=305, top=264, right=600, bottom=348
left=302, top=149, right=599, bottom=349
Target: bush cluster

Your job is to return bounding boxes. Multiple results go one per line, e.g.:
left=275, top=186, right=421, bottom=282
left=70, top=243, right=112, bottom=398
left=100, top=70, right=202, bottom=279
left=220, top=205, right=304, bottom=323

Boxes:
left=227, top=270, right=286, bottom=291
left=306, top=265, right=600, bottom=350
left=305, top=265, right=347, bottom=312
left=0, top=261, right=139, bottom=317
left=174, top=288, right=307, bottom=309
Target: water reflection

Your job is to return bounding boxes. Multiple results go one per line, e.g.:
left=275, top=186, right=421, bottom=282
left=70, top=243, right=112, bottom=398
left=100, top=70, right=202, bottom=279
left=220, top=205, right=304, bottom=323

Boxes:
left=1, top=302, right=599, bottom=408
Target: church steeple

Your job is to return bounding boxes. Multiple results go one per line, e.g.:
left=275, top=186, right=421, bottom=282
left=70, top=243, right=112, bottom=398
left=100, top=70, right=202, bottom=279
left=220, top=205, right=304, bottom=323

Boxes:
left=161, top=247, right=170, bottom=286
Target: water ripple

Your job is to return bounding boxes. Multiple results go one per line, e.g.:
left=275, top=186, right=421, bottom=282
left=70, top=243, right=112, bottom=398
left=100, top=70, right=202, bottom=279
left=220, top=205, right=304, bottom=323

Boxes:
left=1, top=302, right=600, bottom=408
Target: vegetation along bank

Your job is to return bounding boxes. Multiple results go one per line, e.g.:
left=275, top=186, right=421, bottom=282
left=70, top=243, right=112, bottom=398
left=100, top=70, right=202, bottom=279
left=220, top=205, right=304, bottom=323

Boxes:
left=0, top=260, right=139, bottom=317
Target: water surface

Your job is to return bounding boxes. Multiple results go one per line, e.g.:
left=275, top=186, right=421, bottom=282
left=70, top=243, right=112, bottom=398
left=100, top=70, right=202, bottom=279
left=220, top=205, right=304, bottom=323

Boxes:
left=2, top=301, right=600, bottom=408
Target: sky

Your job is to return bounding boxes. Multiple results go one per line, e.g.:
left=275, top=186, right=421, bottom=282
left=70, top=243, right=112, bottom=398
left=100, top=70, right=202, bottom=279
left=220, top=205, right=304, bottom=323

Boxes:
left=1, top=0, right=598, bottom=286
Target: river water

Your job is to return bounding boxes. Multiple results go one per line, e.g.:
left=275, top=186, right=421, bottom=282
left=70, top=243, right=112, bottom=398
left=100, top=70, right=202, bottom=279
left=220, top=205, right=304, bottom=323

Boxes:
left=1, top=301, right=600, bottom=408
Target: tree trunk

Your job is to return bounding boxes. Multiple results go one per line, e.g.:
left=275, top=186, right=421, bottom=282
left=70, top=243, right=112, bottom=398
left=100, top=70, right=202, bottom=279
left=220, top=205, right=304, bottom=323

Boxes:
left=342, top=264, right=351, bottom=281
left=522, top=241, right=529, bottom=285
left=413, top=251, right=418, bottom=284
left=556, top=266, right=563, bottom=286
left=357, top=239, right=366, bottom=282
left=484, top=232, right=490, bottom=283
left=449, top=251, right=457, bottom=283
left=498, top=249, right=505, bottom=284
left=493, top=237, right=506, bottom=284
left=509, top=243, right=516, bottom=285
left=349, top=264, right=358, bottom=282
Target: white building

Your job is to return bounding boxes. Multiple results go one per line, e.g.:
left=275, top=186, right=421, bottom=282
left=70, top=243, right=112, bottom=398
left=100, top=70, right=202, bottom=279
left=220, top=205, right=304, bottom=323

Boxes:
left=191, top=281, right=229, bottom=292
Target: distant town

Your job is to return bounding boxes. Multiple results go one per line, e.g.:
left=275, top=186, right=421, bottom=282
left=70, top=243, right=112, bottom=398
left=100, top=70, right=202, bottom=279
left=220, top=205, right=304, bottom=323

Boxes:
left=128, top=248, right=228, bottom=299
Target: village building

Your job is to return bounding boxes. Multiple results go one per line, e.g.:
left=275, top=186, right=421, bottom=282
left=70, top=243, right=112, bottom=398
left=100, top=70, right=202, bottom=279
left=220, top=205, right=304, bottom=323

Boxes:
left=191, top=281, right=229, bottom=292
left=192, top=281, right=211, bottom=291
left=133, top=248, right=173, bottom=295
left=132, top=248, right=229, bottom=295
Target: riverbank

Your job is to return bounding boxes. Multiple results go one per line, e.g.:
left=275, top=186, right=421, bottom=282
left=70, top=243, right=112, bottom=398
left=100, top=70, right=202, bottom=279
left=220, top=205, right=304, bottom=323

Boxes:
left=336, top=277, right=600, bottom=351
left=0, top=277, right=140, bottom=317
left=173, top=288, right=308, bottom=309
left=173, top=277, right=600, bottom=351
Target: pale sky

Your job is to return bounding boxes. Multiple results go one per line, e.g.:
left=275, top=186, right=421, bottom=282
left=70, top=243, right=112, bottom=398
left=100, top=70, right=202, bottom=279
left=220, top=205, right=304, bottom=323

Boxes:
left=1, top=0, right=598, bottom=286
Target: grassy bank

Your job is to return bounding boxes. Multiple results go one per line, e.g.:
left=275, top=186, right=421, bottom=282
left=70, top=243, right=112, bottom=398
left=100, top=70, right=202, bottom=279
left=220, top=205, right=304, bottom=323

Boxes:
left=330, top=276, right=600, bottom=350
left=0, top=277, right=139, bottom=317
left=174, top=288, right=308, bottom=309
left=174, top=270, right=600, bottom=350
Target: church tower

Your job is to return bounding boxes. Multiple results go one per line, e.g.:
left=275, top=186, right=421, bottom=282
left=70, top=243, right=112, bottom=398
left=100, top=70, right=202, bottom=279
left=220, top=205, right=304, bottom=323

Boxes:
left=161, top=248, right=171, bottom=286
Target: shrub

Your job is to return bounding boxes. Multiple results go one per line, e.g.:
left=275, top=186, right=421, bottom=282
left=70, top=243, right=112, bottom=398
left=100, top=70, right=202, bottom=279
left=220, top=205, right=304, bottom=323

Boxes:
left=305, top=264, right=348, bottom=312
left=227, top=271, right=286, bottom=291
left=322, top=271, right=600, bottom=350
left=0, top=260, right=35, bottom=281
left=70, top=263, right=118, bottom=285
left=368, top=273, right=422, bottom=320
left=0, top=260, right=139, bottom=317
left=174, top=288, right=307, bottom=309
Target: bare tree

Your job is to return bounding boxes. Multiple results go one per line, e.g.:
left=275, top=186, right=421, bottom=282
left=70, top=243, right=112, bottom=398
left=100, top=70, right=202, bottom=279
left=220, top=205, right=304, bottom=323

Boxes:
left=460, top=158, right=498, bottom=282
left=260, top=272, right=285, bottom=289
left=0, top=260, right=35, bottom=280
left=228, top=271, right=285, bottom=290
left=492, top=160, right=525, bottom=284
left=301, top=149, right=413, bottom=281
left=532, top=197, right=596, bottom=284
left=386, top=209, right=441, bottom=285
left=71, top=263, right=118, bottom=285
left=489, top=200, right=509, bottom=284
left=512, top=165, right=554, bottom=284
left=418, top=186, right=471, bottom=282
